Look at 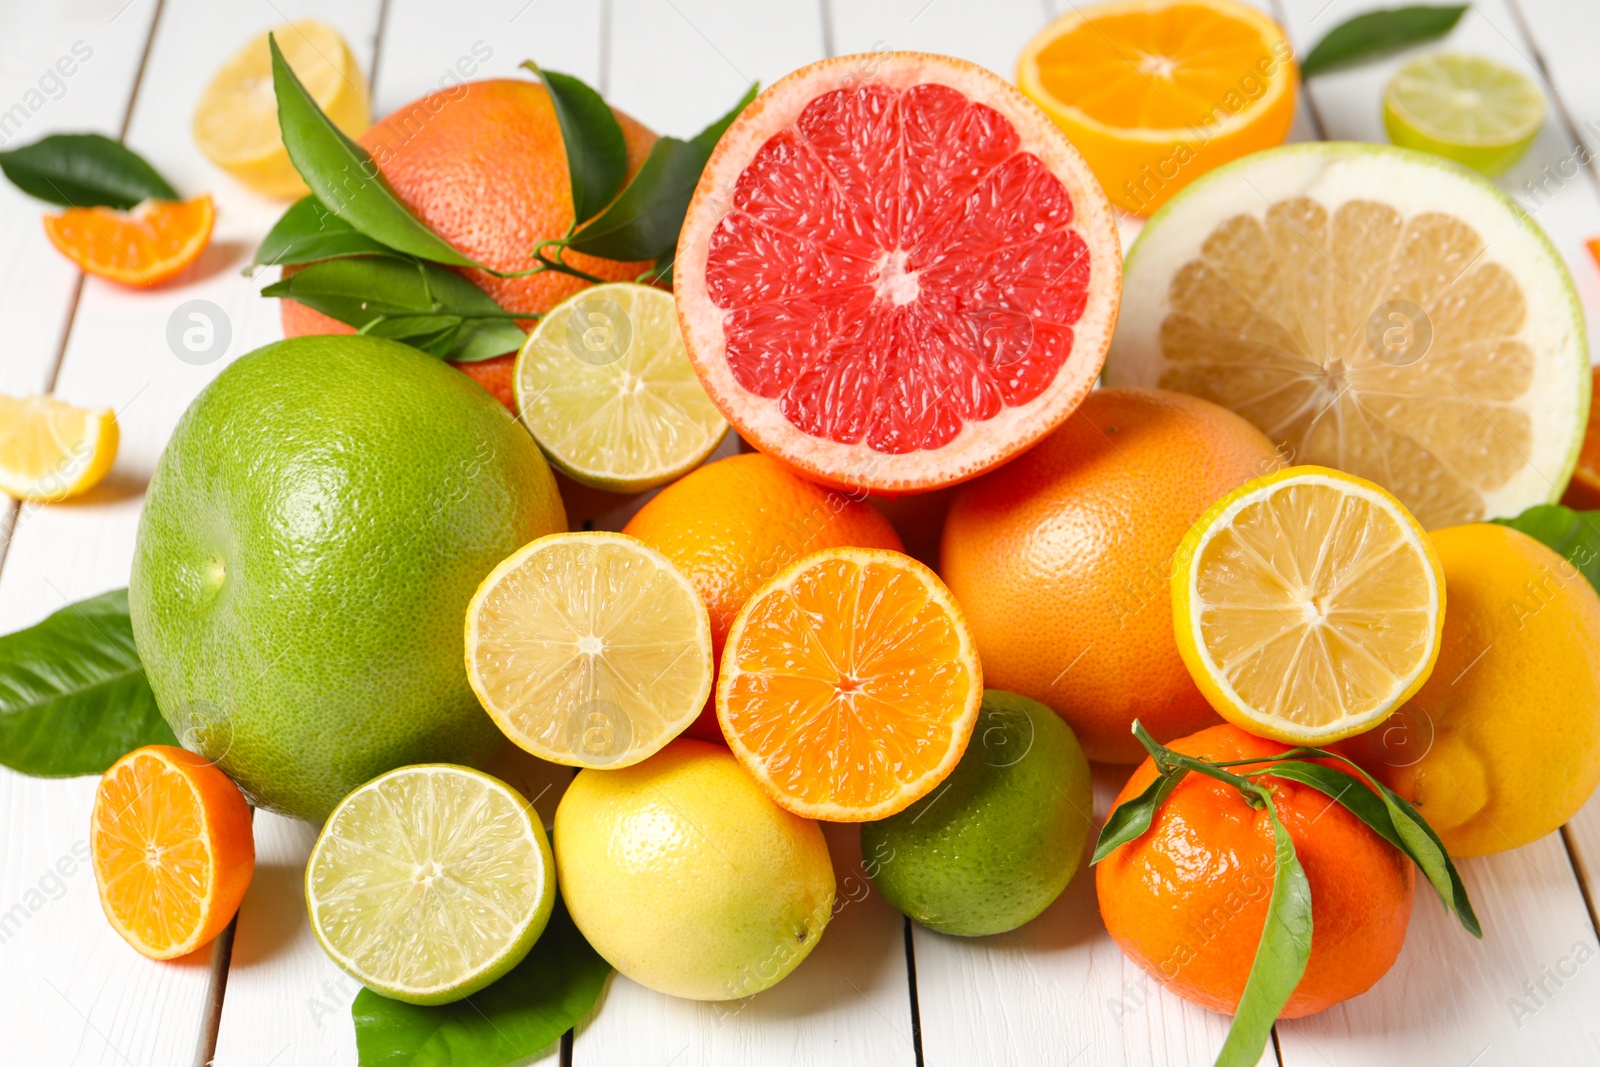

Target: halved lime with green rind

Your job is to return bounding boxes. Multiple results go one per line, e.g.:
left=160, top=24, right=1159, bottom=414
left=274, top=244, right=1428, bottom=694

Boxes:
left=1382, top=52, right=1542, bottom=175
left=1384, top=52, right=1544, bottom=177
left=514, top=282, right=728, bottom=493
left=306, top=764, right=555, bottom=1005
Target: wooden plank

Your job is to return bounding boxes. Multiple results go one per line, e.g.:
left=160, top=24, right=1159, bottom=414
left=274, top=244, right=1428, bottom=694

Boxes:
left=1277, top=836, right=1600, bottom=1064
left=571, top=4, right=917, bottom=1065
left=606, top=0, right=825, bottom=136
left=0, top=0, right=162, bottom=629
left=0, top=5, right=223, bottom=1066
left=1512, top=0, right=1600, bottom=933
left=1265, top=1, right=1600, bottom=1058
left=910, top=766, right=1269, bottom=1067
left=0, top=3, right=384, bottom=1065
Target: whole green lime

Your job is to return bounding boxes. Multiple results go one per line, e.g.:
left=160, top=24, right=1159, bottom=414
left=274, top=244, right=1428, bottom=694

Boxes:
left=130, top=336, right=566, bottom=821
left=860, top=690, right=1092, bottom=936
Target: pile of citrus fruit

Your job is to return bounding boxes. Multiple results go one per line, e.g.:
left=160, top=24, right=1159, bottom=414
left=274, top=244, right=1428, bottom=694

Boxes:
left=0, top=1, right=1592, bottom=1061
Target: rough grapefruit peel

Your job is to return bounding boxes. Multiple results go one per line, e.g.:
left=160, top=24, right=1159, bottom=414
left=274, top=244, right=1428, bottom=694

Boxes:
left=676, top=53, right=1122, bottom=493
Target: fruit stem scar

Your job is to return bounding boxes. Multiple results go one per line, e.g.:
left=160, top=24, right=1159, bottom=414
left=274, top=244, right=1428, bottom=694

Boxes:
left=203, top=555, right=226, bottom=590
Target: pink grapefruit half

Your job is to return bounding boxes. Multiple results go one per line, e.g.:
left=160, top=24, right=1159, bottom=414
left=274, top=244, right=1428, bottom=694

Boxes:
left=675, top=53, right=1121, bottom=493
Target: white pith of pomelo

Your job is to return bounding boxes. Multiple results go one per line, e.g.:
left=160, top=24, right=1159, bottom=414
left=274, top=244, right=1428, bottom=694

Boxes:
left=675, top=52, right=1122, bottom=493
left=1104, top=142, right=1587, bottom=529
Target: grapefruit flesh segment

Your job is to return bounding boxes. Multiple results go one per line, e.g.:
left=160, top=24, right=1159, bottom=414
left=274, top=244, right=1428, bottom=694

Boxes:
left=679, top=54, right=1120, bottom=492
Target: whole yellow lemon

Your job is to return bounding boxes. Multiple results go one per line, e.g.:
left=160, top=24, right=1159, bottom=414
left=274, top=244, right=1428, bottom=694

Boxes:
left=553, top=739, right=835, bottom=1000
left=1350, top=523, right=1600, bottom=856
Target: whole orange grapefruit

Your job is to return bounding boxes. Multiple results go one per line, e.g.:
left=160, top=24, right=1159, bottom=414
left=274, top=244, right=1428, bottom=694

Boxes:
left=940, top=387, right=1281, bottom=763
left=280, top=78, right=657, bottom=408
left=1097, top=724, right=1414, bottom=1017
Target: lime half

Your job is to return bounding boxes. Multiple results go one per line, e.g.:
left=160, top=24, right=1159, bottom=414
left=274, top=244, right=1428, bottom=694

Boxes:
left=514, top=282, right=728, bottom=492
left=1384, top=52, right=1544, bottom=176
left=306, top=765, right=555, bottom=1005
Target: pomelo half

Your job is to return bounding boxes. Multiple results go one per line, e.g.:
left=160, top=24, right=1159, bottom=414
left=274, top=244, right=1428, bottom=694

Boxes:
left=1104, top=142, right=1588, bottom=529
left=675, top=53, right=1121, bottom=493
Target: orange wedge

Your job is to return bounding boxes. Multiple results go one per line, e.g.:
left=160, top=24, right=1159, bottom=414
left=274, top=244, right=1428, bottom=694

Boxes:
left=90, top=745, right=254, bottom=960
left=717, top=547, right=982, bottom=821
left=44, top=195, right=214, bottom=287
left=1018, top=0, right=1296, bottom=215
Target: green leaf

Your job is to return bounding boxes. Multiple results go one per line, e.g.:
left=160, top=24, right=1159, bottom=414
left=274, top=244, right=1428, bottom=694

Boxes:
left=254, top=196, right=398, bottom=269
left=1300, top=5, right=1469, bottom=77
left=0, top=589, right=178, bottom=777
left=262, top=257, right=525, bottom=362
left=270, top=35, right=483, bottom=269
left=1216, top=795, right=1312, bottom=1067
left=353, top=899, right=610, bottom=1067
left=1265, top=759, right=1480, bottom=938
left=1093, top=766, right=1187, bottom=863
left=566, top=82, right=757, bottom=263
left=0, top=133, right=178, bottom=209
left=1492, top=503, right=1600, bottom=597
left=522, top=62, right=628, bottom=225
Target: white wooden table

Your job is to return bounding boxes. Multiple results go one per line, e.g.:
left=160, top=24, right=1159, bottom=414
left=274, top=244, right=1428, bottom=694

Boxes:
left=3, top=2, right=1600, bottom=1064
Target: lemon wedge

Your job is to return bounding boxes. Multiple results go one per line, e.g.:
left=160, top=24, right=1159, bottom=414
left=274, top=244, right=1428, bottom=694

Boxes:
left=0, top=394, right=118, bottom=502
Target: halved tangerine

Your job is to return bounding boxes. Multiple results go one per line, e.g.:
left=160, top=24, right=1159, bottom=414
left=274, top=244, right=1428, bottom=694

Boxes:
left=44, top=195, right=214, bottom=287
left=90, top=745, right=254, bottom=960
left=717, top=546, right=982, bottom=821
left=676, top=53, right=1121, bottom=493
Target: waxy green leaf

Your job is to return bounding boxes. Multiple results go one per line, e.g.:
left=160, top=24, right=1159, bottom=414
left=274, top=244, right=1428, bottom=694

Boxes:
left=1300, top=5, right=1469, bottom=77
left=262, top=257, right=525, bottom=362
left=270, top=35, right=483, bottom=269
left=566, top=82, right=757, bottom=264
left=1264, top=759, right=1480, bottom=938
left=254, top=196, right=397, bottom=269
left=1493, top=503, right=1600, bottom=597
left=0, top=133, right=179, bottom=209
left=1216, top=796, right=1311, bottom=1067
left=353, top=900, right=610, bottom=1067
left=1092, top=765, right=1187, bottom=863
left=0, top=589, right=177, bottom=777
left=522, top=62, right=628, bottom=226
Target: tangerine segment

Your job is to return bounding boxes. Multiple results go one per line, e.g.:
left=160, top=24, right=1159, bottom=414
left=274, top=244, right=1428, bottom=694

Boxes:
left=90, top=745, right=254, bottom=960
left=718, top=547, right=982, bottom=821
left=1173, top=466, right=1444, bottom=744
left=44, top=196, right=214, bottom=287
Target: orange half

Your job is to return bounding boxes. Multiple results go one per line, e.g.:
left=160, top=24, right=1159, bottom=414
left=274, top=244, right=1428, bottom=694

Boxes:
left=1018, top=0, right=1296, bottom=215
left=44, top=195, right=214, bottom=287
left=90, top=745, right=254, bottom=960
left=717, top=547, right=982, bottom=821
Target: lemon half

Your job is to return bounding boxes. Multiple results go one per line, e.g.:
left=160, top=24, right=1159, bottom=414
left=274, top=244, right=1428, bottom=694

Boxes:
left=1172, top=465, right=1445, bottom=745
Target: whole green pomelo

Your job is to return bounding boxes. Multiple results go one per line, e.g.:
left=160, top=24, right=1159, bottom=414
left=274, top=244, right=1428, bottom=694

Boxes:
left=130, top=336, right=566, bottom=821
left=860, top=690, right=1092, bottom=936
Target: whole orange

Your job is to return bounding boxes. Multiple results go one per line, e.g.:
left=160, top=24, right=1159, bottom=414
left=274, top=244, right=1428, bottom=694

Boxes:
left=623, top=453, right=903, bottom=742
left=280, top=78, right=657, bottom=408
left=940, top=387, right=1281, bottom=763
left=1096, top=724, right=1414, bottom=1017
